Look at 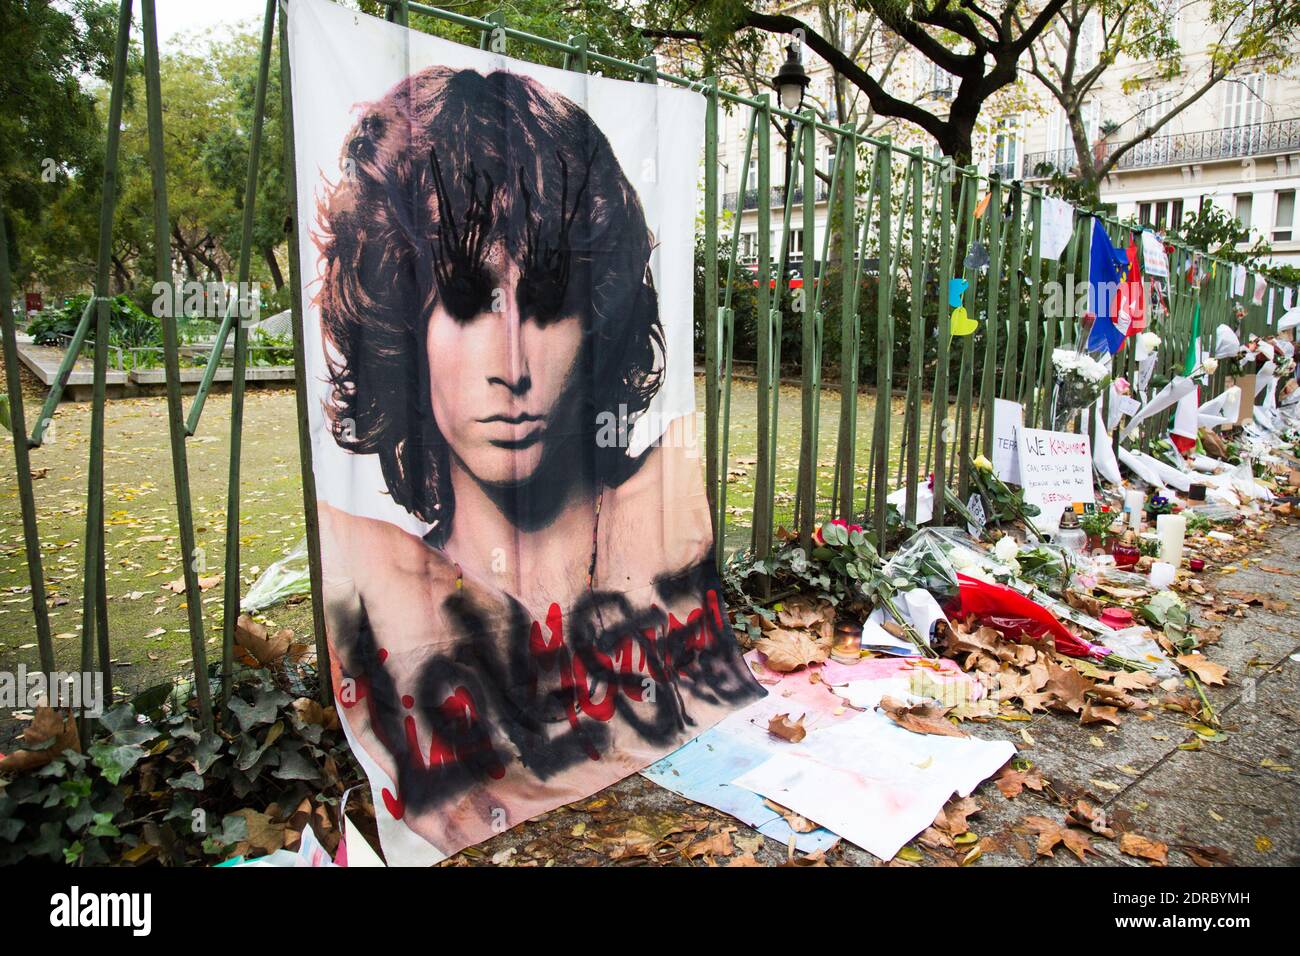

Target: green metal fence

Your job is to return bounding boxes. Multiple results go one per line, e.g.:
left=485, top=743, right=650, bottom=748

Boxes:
left=1, top=0, right=1291, bottom=727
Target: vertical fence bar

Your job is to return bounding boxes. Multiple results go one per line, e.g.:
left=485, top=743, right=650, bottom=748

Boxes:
left=714, top=109, right=758, bottom=566
left=0, top=213, right=55, bottom=676
left=1020, top=192, right=1043, bottom=419
left=220, top=0, right=278, bottom=701
left=931, top=160, right=956, bottom=525
left=869, top=141, right=892, bottom=545
left=703, top=77, right=720, bottom=544
left=835, top=128, right=857, bottom=522
left=978, top=177, right=1002, bottom=458
left=1001, top=183, right=1024, bottom=402
left=796, top=110, right=818, bottom=551
left=280, top=0, right=333, bottom=705
left=902, top=152, right=925, bottom=525
left=80, top=0, right=135, bottom=735
left=751, top=94, right=772, bottom=558
left=954, top=168, right=977, bottom=499
left=141, top=0, right=212, bottom=726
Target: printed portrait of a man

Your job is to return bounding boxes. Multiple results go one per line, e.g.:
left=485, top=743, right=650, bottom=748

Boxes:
left=302, top=57, right=762, bottom=861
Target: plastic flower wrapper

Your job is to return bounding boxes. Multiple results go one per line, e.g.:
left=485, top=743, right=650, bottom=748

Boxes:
left=882, top=528, right=962, bottom=603
left=1013, top=542, right=1073, bottom=596
left=1050, top=347, right=1111, bottom=431
left=883, top=527, right=1015, bottom=601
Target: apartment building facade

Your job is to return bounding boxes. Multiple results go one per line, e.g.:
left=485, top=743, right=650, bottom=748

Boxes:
left=713, top=2, right=1299, bottom=271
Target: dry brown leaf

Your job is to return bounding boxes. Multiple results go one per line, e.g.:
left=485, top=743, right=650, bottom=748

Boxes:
left=1044, top=661, right=1095, bottom=714
left=1178, top=843, right=1232, bottom=867
left=756, top=628, right=827, bottom=672
left=1080, top=700, right=1123, bottom=727
left=995, top=766, right=1046, bottom=800
left=763, top=799, right=818, bottom=833
left=1022, top=816, right=1065, bottom=857
left=685, top=828, right=736, bottom=859
left=1177, top=654, right=1228, bottom=686
left=767, top=713, right=807, bottom=743
left=164, top=573, right=222, bottom=593
left=935, top=795, right=980, bottom=835
left=1120, top=832, right=1169, bottom=866
left=879, top=696, right=968, bottom=738
left=235, top=614, right=291, bottom=665
left=0, top=706, right=80, bottom=774
left=1066, top=800, right=1116, bottom=839
left=1061, top=827, right=1098, bottom=862
left=1110, top=670, right=1159, bottom=692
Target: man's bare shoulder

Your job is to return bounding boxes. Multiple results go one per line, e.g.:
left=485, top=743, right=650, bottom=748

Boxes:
left=317, top=502, right=460, bottom=591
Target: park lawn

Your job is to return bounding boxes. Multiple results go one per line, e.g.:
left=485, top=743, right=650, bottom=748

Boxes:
left=0, top=377, right=930, bottom=693
left=0, top=387, right=314, bottom=700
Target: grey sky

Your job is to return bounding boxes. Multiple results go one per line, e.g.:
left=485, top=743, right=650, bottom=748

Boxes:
left=152, top=0, right=272, bottom=46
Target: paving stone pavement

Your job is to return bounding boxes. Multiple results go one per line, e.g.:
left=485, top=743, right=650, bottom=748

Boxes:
left=448, top=523, right=1300, bottom=867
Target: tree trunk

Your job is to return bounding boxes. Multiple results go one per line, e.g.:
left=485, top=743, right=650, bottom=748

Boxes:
left=263, top=245, right=284, bottom=290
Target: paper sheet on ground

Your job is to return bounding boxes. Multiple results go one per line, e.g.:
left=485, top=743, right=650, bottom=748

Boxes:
left=643, top=652, right=986, bottom=856
left=641, top=651, right=850, bottom=853
left=732, top=710, right=1014, bottom=861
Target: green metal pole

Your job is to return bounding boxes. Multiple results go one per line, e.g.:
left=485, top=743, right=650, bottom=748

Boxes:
left=955, top=167, right=977, bottom=499
left=931, top=160, right=957, bottom=526
left=902, top=153, right=924, bottom=525
left=1001, top=183, right=1025, bottom=401
left=220, top=0, right=277, bottom=702
left=752, top=94, right=772, bottom=558
left=280, top=0, right=333, bottom=706
left=81, top=0, right=135, bottom=737
left=29, top=298, right=94, bottom=446
left=870, top=141, right=892, bottom=546
left=141, top=0, right=213, bottom=727
left=1020, top=193, right=1043, bottom=417
left=979, top=177, right=1002, bottom=459
left=0, top=212, right=55, bottom=676
left=796, top=110, right=818, bottom=552
left=703, top=77, right=720, bottom=546
left=835, top=127, right=857, bottom=522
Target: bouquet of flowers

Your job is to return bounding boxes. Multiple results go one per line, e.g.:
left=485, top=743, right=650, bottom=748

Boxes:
left=1050, top=347, right=1110, bottom=431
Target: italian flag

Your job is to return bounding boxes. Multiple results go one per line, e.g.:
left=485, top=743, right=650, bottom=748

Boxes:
left=1170, top=298, right=1201, bottom=454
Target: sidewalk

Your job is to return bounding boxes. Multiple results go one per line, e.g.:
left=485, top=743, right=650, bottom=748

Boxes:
left=445, top=524, right=1300, bottom=867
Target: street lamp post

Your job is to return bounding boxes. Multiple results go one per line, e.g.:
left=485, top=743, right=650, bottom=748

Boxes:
left=772, top=43, right=810, bottom=236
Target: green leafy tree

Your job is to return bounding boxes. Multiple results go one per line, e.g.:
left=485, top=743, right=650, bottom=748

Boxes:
left=0, top=0, right=119, bottom=289
left=1024, top=0, right=1297, bottom=201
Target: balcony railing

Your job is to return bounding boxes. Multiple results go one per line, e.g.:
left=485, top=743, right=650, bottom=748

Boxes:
left=1022, top=117, right=1300, bottom=178
left=723, top=179, right=831, bottom=212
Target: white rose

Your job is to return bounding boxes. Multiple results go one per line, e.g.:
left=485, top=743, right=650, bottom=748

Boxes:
left=994, top=535, right=1020, bottom=565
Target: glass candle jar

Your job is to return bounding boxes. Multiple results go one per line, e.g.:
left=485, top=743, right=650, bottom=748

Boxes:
left=831, top=622, right=862, bottom=663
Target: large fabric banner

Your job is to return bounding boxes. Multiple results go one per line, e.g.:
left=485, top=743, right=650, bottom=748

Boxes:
left=287, top=0, right=762, bottom=865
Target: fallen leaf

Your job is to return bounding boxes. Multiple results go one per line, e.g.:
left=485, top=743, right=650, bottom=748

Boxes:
left=756, top=628, right=827, bottom=672
left=994, top=766, right=1046, bottom=800
left=766, top=713, right=807, bottom=743
left=1177, top=654, right=1228, bottom=686
left=1119, top=832, right=1168, bottom=866
left=879, top=696, right=967, bottom=738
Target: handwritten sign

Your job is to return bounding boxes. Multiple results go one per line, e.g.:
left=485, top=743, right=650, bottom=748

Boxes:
left=1016, top=427, right=1094, bottom=524
left=992, top=398, right=1024, bottom=483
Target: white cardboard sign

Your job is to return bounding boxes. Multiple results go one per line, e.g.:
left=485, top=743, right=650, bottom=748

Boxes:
left=1016, top=427, right=1094, bottom=524
left=992, top=398, right=1024, bottom=484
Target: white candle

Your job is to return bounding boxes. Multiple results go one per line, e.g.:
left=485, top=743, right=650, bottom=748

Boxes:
left=1156, top=514, right=1187, bottom=566
left=1124, top=490, right=1145, bottom=528
left=1148, top=561, right=1176, bottom=589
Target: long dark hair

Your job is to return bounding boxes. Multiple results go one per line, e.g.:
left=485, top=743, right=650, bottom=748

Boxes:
left=314, top=67, right=664, bottom=540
